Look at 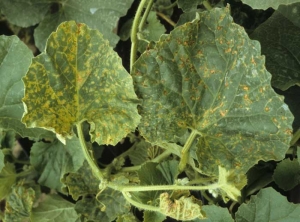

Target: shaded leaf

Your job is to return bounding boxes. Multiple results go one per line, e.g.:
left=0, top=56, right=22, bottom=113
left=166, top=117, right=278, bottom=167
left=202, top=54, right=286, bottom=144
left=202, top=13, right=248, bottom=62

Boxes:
left=132, top=7, right=293, bottom=178
left=143, top=211, right=166, bottom=222
left=273, top=158, right=300, bottom=191
left=30, top=137, right=85, bottom=193
left=241, top=0, right=300, bottom=9
left=22, top=21, right=140, bottom=145
left=235, top=187, right=300, bottom=221
left=31, top=194, right=78, bottom=222
left=0, top=163, right=16, bottom=200
left=4, top=185, right=35, bottom=222
left=193, top=205, right=234, bottom=222
left=278, top=2, right=300, bottom=27
left=153, top=0, right=174, bottom=17
left=250, top=4, right=300, bottom=90
left=0, top=35, right=54, bottom=139
left=34, top=0, right=134, bottom=50
left=0, top=0, right=49, bottom=27
left=178, top=0, right=204, bottom=12
left=117, top=212, right=139, bottom=222
left=128, top=139, right=150, bottom=166
left=157, top=160, right=179, bottom=184
left=62, top=161, right=99, bottom=200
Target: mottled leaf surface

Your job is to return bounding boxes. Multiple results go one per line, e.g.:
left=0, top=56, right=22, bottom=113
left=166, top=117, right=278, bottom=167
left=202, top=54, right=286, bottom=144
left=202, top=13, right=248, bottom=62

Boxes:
left=30, top=137, right=85, bottom=193
left=0, top=35, right=54, bottom=139
left=273, top=158, right=300, bottom=191
left=241, top=0, right=300, bottom=9
left=31, top=194, right=78, bottom=222
left=0, top=163, right=16, bottom=200
left=235, top=187, right=300, bottom=221
left=132, top=7, right=293, bottom=177
left=0, top=0, right=49, bottom=27
left=22, top=21, right=140, bottom=145
left=250, top=5, right=300, bottom=90
left=4, top=185, right=35, bottom=222
left=34, top=0, right=134, bottom=50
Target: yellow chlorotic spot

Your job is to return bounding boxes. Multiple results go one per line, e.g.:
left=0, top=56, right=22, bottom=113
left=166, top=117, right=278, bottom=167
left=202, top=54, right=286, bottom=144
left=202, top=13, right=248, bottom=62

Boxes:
left=265, top=107, right=270, bottom=112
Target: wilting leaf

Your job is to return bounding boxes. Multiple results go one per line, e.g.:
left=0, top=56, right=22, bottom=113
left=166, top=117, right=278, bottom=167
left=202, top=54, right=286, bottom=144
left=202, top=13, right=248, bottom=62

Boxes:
left=0, top=163, right=17, bottom=200
left=31, top=194, right=78, bottom=222
left=273, top=158, right=300, bottom=191
left=235, top=187, right=300, bottom=221
left=0, top=0, right=49, bottom=27
left=62, top=161, right=99, bottom=200
left=0, top=35, right=54, bottom=139
left=241, top=0, right=300, bottom=9
left=5, top=185, right=35, bottom=222
left=22, top=21, right=140, bottom=145
left=30, top=137, right=85, bottom=193
left=34, top=0, right=134, bottom=50
left=132, top=7, right=293, bottom=178
left=250, top=3, right=300, bottom=90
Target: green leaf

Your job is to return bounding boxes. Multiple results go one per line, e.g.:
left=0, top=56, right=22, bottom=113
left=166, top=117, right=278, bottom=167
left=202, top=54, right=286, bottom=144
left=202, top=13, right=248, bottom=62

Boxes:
left=117, top=212, right=139, bottom=222
left=153, top=0, right=174, bottom=17
left=75, top=189, right=130, bottom=222
left=278, top=2, right=300, bottom=27
left=235, top=187, right=300, bottom=221
left=0, top=163, right=16, bottom=200
left=34, top=0, right=134, bottom=50
left=176, top=10, right=202, bottom=27
left=241, top=0, right=300, bottom=9
left=178, top=0, right=204, bottom=12
left=0, top=35, right=54, bottom=139
left=143, top=211, right=166, bottom=222
left=30, top=137, right=85, bottom=193
left=0, top=149, right=4, bottom=172
left=0, top=0, right=49, bottom=27
left=22, top=21, right=140, bottom=145
left=250, top=4, right=300, bottom=90
left=157, top=160, right=179, bottom=184
left=132, top=7, right=293, bottom=178
left=4, top=185, right=35, bottom=222
left=193, top=205, right=234, bottom=222
left=128, top=139, right=150, bottom=166
left=62, top=161, right=99, bottom=200
left=273, top=158, right=300, bottom=191
left=31, top=194, right=78, bottom=222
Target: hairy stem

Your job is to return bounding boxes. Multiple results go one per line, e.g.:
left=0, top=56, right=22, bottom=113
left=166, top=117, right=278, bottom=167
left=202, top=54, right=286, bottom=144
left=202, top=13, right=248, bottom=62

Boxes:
left=122, top=191, right=160, bottom=212
left=130, top=0, right=154, bottom=72
left=76, top=122, right=103, bottom=181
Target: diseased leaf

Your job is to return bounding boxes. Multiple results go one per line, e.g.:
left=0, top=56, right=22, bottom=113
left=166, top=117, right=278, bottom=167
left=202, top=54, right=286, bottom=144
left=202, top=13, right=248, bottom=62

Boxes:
left=273, top=158, right=300, bottom=191
left=178, top=0, right=204, bottom=12
left=0, top=0, right=49, bottom=27
left=62, top=161, right=99, bottom=200
left=143, top=211, right=166, bottom=222
left=132, top=7, right=293, bottom=178
left=0, top=35, right=54, bottom=139
left=75, top=189, right=130, bottom=222
left=4, top=185, right=35, bottom=222
left=30, top=137, right=85, bottom=193
left=241, top=0, right=300, bottom=9
left=193, top=205, right=234, bottom=222
left=31, top=194, right=78, bottom=222
left=0, top=163, right=16, bottom=200
left=22, top=21, right=140, bottom=145
left=34, top=0, right=134, bottom=50
left=250, top=4, right=300, bottom=90
left=235, top=187, right=300, bottom=221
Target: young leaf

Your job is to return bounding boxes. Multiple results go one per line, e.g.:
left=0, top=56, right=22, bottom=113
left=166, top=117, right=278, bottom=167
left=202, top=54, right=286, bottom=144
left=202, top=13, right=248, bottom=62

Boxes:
left=273, top=158, right=300, bottom=191
left=132, top=7, right=293, bottom=178
left=0, top=0, right=49, bottom=27
left=250, top=3, right=300, bottom=90
left=33, top=0, right=134, bottom=50
left=0, top=163, right=17, bottom=200
left=30, top=137, right=85, bottom=193
left=4, top=185, right=35, bottom=222
left=0, top=35, right=54, bottom=139
left=241, top=0, right=300, bottom=9
left=235, top=187, right=300, bottom=221
left=31, top=194, right=78, bottom=222
left=22, top=21, right=140, bottom=145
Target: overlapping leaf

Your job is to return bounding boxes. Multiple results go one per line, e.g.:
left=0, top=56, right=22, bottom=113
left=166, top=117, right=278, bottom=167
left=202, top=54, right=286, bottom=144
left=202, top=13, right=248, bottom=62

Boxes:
left=178, top=0, right=204, bottom=12
left=235, top=187, right=300, bottom=221
left=250, top=3, right=300, bottom=90
left=30, top=137, right=85, bottom=193
left=0, top=0, right=49, bottom=27
left=0, top=163, right=17, bottom=200
left=22, top=21, right=140, bottom=145
left=132, top=7, right=293, bottom=178
left=241, top=0, right=300, bottom=9
left=33, top=0, right=134, bottom=50
left=0, top=36, right=54, bottom=139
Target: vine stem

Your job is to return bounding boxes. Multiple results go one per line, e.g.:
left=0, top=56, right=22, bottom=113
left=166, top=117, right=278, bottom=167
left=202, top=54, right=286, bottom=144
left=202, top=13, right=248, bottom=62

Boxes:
left=178, top=130, right=199, bottom=172
left=122, top=191, right=160, bottom=212
left=156, top=12, right=176, bottom=27
left=76, top=122, right=103, bottom=181
left=159, top=0, right=178, bottom=10
left=290, top=128, right=300, bottom=146
left=130, top=0, right=154, bottom=72
left=202, top=0, right=213, bottom=10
